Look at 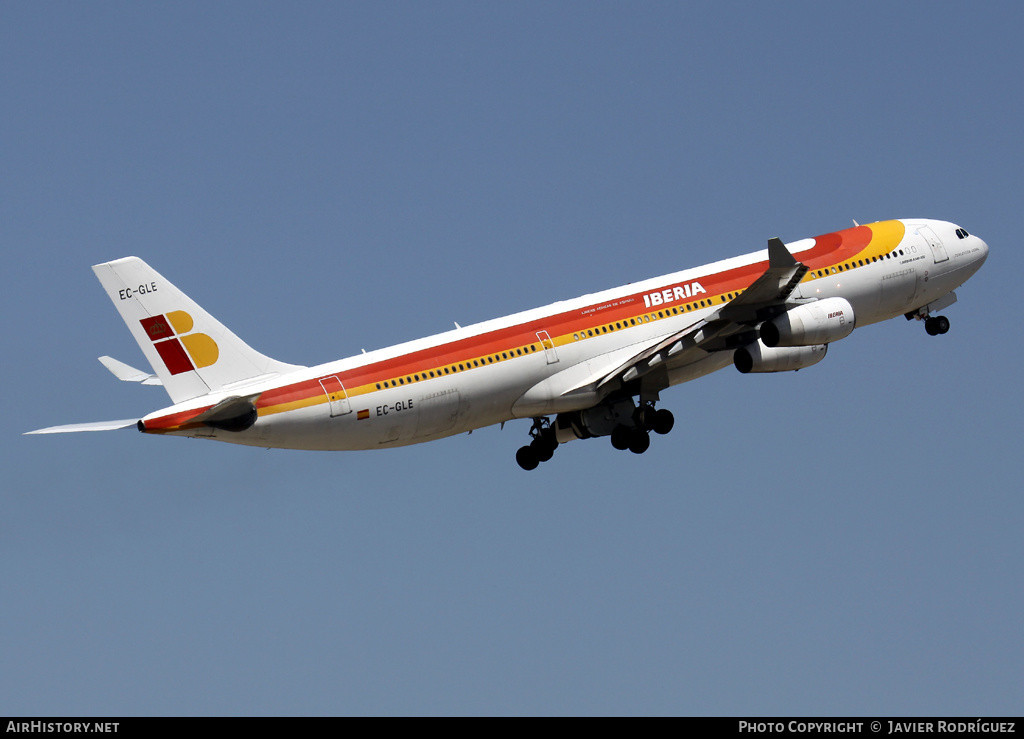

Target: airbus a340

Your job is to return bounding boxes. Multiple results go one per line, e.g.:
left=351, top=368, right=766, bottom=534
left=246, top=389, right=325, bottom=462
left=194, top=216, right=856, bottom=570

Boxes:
left=28, top=218, right=988, bottom=470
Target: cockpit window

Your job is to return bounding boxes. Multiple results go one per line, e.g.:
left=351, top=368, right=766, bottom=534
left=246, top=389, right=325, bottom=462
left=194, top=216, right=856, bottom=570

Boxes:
left=955, top=228, right=970, bottom=239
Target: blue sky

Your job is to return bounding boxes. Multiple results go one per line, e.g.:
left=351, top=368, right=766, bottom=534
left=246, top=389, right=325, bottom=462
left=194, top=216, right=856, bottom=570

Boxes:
left=3, top=2, right=1022, bottom=716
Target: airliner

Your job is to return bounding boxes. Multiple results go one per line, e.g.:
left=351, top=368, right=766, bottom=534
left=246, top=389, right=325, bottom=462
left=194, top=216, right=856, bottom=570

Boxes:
left=27, top=218, right=988, bottom=470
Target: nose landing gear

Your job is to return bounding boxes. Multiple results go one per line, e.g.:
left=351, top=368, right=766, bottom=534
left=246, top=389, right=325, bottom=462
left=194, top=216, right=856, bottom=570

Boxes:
left=906, top=295, right=956, bottom=336
left=924, top=315, right=950, bottom=336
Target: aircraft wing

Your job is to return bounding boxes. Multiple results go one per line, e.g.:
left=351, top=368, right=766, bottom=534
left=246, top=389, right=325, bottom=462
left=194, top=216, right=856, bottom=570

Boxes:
left=594, top=237, right=808, bottom=393
left=716, top=237, right=809, bottom=324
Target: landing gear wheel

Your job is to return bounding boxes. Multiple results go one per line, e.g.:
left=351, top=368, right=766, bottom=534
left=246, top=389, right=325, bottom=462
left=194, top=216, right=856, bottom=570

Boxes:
left=531, top=436, right=556, bottom=462
left=925, top=316, right=950, bottom=336
left=628, top=429, right=651, bottom=455
left=635, top=406, right=656, bottom=432
left=652, top=409, right=674, bottom=435
left=516, top=445, right=540, bottom=471
left=520, top=417, right=556, bottom=468
left=611, top=425, right=632, bottom=451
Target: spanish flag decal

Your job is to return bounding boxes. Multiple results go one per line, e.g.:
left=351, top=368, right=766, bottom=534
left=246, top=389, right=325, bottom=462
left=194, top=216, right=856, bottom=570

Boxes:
left=357, top=409, right=370, bottom=420
left=140, top=311, right=218, bottom=375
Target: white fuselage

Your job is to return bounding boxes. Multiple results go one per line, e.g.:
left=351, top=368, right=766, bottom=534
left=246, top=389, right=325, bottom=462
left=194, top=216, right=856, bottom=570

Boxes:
left=142, top=218, right=988, bottom=451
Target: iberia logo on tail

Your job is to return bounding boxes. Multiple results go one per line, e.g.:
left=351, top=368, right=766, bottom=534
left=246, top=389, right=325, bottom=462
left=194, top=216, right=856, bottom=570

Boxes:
left=139, top=310, right=219, bottom=375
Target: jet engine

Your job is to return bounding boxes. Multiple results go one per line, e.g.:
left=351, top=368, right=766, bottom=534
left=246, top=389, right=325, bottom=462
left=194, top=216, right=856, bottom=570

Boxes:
left=734, top=340, right=828, bottom=374
left=760, top=297, right=855, bottom=347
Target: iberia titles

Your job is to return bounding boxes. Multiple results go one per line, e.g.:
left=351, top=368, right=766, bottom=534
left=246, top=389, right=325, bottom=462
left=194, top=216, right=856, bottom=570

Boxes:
left=642, top=281, right=706, bottom=308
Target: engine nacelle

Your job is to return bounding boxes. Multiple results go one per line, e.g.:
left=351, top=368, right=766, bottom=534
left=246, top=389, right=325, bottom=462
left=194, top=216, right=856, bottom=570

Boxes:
left=734, top=340, right=828, bottom=374
left=760, top=297, right=855, bottom=347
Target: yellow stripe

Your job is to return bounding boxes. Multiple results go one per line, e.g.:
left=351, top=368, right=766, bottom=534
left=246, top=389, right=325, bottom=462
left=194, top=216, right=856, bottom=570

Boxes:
left=867, top=219, right=906, bottom=251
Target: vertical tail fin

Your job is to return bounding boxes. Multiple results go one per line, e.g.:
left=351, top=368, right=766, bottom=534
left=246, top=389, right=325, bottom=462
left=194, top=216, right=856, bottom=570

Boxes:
left=93, top=257, right=304, bottom=403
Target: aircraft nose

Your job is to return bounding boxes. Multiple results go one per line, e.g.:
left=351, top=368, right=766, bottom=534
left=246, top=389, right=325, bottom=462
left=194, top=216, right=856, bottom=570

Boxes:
left=975, top=236, right=990, bottom=268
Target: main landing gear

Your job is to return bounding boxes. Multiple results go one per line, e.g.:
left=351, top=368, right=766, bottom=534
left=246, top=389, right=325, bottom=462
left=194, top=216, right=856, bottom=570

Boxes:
left=924, top=315, right=950, bottom=336
left=515, top=401, right=676, bottom=470
left=609, top=404, right=674, bottom=455
left=515, top=418, right=558, bottom=471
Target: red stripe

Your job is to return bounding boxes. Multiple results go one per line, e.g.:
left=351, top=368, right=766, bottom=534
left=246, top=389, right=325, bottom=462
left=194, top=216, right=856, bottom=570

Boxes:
left=144, top=405, right=214, bottom=430
left=153, top=224, right=889, bottom=426
left=259, top=225, right=882, bottom=409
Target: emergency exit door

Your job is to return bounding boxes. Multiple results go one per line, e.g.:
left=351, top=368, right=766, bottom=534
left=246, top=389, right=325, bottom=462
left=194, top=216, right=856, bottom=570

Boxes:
left=318, top=375, right=352, bottom=417
left=537, top=330, right=559, bottom=364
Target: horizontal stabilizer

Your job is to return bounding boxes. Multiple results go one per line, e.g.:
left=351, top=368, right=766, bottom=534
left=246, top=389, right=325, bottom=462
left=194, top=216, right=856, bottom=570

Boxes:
left=99, top=356, right=163, bottom=385
left=25, top=419, right=139, bottom=435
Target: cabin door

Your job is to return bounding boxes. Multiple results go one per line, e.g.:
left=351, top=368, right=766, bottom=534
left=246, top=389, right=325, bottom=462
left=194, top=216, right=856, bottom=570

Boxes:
left=318, top=375, right=352, bottom=417
left=537, top=330, right=559, bottom=364
left=919, top=225, right=948, bottom=264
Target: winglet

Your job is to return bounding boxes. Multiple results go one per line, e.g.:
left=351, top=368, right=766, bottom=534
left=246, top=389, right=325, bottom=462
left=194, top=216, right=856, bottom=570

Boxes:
left=767, top=237, right=797, bottom=268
